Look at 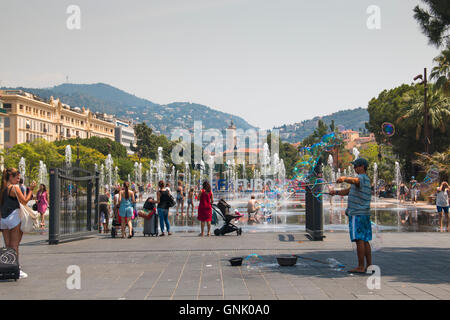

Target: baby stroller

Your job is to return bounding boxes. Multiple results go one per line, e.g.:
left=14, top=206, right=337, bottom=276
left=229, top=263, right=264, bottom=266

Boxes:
left=212, top=199, right=242, bottom=236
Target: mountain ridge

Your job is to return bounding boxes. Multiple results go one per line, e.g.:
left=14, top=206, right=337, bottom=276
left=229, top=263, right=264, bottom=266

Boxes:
left=1, top=83, right=256, bottom=135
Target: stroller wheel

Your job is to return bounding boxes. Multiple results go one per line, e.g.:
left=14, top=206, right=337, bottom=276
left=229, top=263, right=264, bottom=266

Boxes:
left=111, top=228, right=116, bottom=238
left=237, top=228, right=242, bottom=236
left=214, top=229, right=221, bottom=236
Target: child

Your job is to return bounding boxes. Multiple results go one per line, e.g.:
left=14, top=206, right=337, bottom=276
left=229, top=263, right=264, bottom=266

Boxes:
left=187, top=187, right=195, bottom=217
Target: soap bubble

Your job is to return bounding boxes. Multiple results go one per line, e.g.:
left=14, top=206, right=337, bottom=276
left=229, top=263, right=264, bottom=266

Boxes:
left=243, top=254, right=260, bottom=271
left=423, top=166, right=439, bottom=184
left=370, top=222, right=383, bottom=252
left=381, top=122, right=395, bottom=136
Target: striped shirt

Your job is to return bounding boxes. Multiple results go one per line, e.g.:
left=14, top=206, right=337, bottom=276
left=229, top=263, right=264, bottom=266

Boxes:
left=346, top=174, right=371, bottom=216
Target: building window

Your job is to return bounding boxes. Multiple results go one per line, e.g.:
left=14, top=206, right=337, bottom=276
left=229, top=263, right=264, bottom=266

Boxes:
left=4, top=131, right=10, bottom=142
left=3, top=104, right=12, bottom=110
left=19, top=105, right=24, bottom=110
left=4, top=117, right=10, bottom=128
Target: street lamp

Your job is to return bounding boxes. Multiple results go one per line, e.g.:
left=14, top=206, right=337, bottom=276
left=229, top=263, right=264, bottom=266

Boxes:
left=413, top=68, right=430, bottom=154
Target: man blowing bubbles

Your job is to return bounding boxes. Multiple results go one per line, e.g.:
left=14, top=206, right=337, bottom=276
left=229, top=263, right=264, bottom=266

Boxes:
left=329, top=158, right=373, bottom=273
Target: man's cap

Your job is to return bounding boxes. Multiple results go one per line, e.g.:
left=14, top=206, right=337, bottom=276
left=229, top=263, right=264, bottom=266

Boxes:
left=351, top=158, right=369, bottom=167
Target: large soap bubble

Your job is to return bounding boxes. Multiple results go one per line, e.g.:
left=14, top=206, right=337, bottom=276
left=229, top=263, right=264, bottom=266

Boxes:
left=381, top=122, right=395, bottom=136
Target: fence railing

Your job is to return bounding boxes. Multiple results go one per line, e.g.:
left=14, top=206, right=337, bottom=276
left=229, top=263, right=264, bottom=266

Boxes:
left=49, top=167, right=99, bottom=244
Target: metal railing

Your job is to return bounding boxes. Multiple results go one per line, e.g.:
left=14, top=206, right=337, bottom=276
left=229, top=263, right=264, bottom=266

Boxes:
left=49, top=167, right=99, bottom=244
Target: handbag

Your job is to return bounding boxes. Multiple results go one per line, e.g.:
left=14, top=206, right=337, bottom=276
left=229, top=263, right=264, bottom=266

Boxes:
left=168, top=193, right=176, bottom=208
left=13, top=186, right=39, bottom=232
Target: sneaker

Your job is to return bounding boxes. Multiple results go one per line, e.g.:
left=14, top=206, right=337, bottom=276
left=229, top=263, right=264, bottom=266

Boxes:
left=19, top=270, right=28, bottom=279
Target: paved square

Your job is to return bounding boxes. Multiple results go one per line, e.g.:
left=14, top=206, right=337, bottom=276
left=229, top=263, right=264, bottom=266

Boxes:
left=1, top=231, right=449, bottom=300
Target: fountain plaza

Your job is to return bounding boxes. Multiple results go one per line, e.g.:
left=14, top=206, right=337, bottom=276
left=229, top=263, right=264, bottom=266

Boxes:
left=3, top=146, right=449, bottom=301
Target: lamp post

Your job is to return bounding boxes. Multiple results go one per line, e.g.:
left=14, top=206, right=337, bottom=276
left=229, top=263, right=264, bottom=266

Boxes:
left=76, top=142, right=80, bottom=167
left=413, top=68, right=430, bottom=154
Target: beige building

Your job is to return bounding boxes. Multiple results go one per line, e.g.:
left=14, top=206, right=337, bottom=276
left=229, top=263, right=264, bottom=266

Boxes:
left=0, top=100, right=6, bottom=150
left=0, top=90, right=115, bottom=148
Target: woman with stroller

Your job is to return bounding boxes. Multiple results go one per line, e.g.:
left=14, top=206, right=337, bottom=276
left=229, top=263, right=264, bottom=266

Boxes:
left=197, top=180, right=213, bottom=237
left=119, top=182, right=135, bottom=239
left=36, top=184, right=49, bottom=229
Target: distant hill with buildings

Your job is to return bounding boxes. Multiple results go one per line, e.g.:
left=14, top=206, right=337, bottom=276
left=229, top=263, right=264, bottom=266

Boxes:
left=1, top=83, right=257, bottom=135
left=274, top=107, right=369, bottom=143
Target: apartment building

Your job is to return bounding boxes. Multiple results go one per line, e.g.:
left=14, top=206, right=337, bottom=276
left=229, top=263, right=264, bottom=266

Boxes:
left=0, top=100, right=6, bottom=150
left=114, top=118, right=136, bottom=155
left=0, top=90, right=115, bottom=148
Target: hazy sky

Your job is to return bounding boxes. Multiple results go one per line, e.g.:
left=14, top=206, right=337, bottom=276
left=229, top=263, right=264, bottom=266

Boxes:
left=0, top=0, right=440, bottom=129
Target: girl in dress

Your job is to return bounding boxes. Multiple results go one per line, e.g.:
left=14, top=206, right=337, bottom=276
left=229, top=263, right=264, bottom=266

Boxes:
left=197, top=181, right=213, bottom=237
left=36, top=184, right=49, bottom=229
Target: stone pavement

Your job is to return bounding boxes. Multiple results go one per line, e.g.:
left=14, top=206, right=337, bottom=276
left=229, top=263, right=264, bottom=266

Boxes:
left=1, top=231, right=449, bottom=300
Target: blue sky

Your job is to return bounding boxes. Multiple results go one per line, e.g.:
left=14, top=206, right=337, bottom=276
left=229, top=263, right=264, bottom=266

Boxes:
left=0, top=0, right=440, bottom=129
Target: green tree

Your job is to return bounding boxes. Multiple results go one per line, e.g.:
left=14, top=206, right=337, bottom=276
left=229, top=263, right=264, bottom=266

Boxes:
left=55, top=144, right=106, bottom=171
left=55, top=137, right=127, bottom=158
left=398, top=87, right=450, bottom=146
left=413, top=0, right=450, bottom=48
left=430, top=46, right=450, bottom=94
left=413, top=146, right=450, bottom=179
left=133, top=122, right=154, bottom=158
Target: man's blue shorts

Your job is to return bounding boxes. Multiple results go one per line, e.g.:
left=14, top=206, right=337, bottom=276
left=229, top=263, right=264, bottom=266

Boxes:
left=349, top=215, right=372, bottom=242
left=437, top=206, right=449, bottom=214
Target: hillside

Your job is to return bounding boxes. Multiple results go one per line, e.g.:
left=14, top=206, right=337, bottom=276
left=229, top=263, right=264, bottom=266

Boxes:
left=274, top=108, right=369, bottom=143
left=1, top=83, right=257, bottom=135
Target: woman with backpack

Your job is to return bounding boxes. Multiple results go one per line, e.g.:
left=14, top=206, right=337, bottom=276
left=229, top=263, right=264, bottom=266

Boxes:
left=197, top=180, right=213, bottom=237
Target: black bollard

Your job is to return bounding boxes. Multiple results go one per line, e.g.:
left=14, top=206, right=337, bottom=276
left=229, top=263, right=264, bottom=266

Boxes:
left=49, top=168, right=60, bottom=245
left=305, top=184, right=324, bottom=241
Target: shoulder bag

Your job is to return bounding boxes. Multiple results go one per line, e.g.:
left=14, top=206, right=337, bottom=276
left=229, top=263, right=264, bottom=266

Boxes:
left=167, top=191, right=176, bottom=208
left=13, top=186, right=39, bottom=233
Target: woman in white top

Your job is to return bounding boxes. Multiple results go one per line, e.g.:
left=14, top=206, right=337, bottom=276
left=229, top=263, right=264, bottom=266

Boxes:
left=436, top=181, right=449, bottom=232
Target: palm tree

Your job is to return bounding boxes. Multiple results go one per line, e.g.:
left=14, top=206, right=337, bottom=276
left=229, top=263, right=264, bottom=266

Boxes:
left=413, top=1, right=450, bottom=48
left=398, top=87, right=450, bottom=142
left=413, top=147, right=450, bottom=178
left=430, top=47, right=450, bottom=94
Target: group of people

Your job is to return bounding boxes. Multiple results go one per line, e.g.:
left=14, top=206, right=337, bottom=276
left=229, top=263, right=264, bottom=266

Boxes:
left=398, top=177, right=421, bottom=203
left=102, top=179, right=216, bottom=238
